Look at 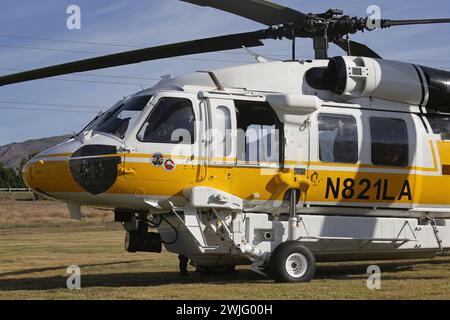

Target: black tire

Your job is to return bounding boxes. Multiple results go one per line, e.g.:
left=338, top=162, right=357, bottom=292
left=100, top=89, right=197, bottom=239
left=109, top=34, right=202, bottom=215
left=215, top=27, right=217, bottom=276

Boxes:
left=269, top=241, right=316, bottom=283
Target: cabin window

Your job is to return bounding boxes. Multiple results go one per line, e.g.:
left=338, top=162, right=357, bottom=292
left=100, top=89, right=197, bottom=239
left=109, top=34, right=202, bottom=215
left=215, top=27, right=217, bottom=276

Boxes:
left=214, top=106, right=232, bottom=157
left=235, top=100, right=282, bottom=164
left=137, top=97, right=195, bottom=144
left=426, top=115, right=450, bottom=138
left=370, top=118, right=408, bottom=167
left=318, top=114, right=358, bottom=164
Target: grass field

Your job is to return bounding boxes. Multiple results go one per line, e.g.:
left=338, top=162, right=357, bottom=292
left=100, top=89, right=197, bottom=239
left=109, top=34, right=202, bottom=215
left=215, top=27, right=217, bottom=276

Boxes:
left=0, top=200, right=449, bottom=299
left=0, top=199, right=112, bottom=226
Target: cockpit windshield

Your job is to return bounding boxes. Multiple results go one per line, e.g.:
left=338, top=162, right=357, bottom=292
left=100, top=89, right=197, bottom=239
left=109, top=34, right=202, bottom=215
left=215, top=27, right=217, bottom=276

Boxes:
left=91, top=95, right=152, bottom=139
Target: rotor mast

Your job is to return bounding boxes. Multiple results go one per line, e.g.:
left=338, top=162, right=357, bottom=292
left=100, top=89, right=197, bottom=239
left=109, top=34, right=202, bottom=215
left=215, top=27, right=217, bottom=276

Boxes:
left=313, top=36, right=329, bottom=59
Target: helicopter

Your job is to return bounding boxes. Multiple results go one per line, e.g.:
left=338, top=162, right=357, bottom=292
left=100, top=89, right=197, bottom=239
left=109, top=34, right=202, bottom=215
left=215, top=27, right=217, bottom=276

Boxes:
left=2, top=0, right=450, bottom=283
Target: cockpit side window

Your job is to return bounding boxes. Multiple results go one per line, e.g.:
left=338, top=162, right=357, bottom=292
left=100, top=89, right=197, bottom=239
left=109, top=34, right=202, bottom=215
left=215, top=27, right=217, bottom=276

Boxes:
left=137, top=97, right=195, bottom=144
left=318, top=114, right=358, bottom=164
left=92, top=95, right=151, bottom=139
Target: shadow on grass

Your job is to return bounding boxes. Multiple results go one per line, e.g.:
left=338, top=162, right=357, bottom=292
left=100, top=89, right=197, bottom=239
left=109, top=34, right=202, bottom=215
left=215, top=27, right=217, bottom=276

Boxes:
left=315, top=258, right=450, bottom=280
left=0, top=260, right=146, bottom=277
left=0, top=270, right=264, bottom=291
left=0, top=257, right=449, bottom=291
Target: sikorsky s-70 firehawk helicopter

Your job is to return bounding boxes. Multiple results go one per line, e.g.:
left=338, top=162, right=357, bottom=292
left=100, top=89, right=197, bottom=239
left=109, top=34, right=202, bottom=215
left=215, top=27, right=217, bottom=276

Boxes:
left=2, top=0, right=450, bottom=282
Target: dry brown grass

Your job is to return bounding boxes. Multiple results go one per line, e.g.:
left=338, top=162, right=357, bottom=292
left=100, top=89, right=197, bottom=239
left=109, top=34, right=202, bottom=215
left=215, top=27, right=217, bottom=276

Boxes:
left=0, top=200, right=113, bottom=226
left=0, top=200, right=449, bottom=299
left=0, top=229, right=449, bottom=300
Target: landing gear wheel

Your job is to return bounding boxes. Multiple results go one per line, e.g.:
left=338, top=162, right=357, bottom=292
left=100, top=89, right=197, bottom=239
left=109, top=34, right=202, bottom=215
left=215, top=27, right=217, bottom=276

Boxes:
left=196, top=265, right=236, bottom=276
left=269, top=241, right=316, bottom=283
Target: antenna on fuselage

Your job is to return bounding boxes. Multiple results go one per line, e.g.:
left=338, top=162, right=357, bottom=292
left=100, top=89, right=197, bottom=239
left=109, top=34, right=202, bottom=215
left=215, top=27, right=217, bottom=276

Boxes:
left=242, top=46, right=269, bottom=63
left=197, top=71, right=225, bottom=91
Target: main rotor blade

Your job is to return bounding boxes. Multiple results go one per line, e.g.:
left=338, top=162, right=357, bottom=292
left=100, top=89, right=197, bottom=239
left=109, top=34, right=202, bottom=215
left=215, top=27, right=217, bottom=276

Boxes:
left=333, top=38, right=382, bottom=59
left=382, top=18, right=450, bottom=28
left=181, top=0, right=308, bottom=26
left=0, top=31, right=265, bottom=87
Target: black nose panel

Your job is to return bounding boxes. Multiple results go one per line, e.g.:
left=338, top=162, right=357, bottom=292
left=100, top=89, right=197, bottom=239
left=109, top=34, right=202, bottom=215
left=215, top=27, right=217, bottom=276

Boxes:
left=69, top=145, right=121, bottom=195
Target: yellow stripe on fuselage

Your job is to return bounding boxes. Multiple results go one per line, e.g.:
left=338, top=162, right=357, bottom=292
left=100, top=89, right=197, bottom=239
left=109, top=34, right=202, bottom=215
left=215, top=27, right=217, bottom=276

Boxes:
left=26, top=139, right=450, bottom=207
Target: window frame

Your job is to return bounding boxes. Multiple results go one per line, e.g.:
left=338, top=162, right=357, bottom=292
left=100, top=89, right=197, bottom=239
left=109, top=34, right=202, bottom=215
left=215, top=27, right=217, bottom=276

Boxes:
left=91, top=95, right=153, bottom=141
left=136, top=96, right=197, bottom=145
left=317, top=113, right=359, bottom=164
left=369, top=117, right=409, bottom=167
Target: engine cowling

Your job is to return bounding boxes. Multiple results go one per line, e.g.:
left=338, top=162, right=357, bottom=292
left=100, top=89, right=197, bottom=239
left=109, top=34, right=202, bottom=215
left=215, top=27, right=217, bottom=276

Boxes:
left=305, top=56, right=450, bottom=113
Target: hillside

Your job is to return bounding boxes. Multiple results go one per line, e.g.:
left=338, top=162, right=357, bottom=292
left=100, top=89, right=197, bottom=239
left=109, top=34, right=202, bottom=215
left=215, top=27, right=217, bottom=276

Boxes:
left=0, top=135, right=71, bottom=170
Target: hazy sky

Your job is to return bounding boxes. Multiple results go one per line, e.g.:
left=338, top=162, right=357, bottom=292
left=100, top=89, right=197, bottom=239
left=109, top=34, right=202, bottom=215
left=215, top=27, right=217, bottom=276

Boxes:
left=1, top=0, right=450, bottom=145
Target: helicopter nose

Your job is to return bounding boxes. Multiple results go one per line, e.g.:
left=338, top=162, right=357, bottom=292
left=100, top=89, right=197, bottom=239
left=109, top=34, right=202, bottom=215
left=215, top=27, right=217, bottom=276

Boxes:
left=21, top=148, right=81, bottom=199
left=22, top=141, right=123, bottom=200
left=21, top=160, right=36, bottom=192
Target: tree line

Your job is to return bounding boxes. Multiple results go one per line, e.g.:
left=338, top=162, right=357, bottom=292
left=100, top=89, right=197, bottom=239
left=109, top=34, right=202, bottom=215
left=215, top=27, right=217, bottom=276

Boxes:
left=0, top=164, right=26, bottom=188
left=0, top=153, right=37, bottom=188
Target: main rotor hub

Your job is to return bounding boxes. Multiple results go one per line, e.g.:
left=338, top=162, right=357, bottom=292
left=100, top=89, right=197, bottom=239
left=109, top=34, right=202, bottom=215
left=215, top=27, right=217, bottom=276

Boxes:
left=260, top=9, right=378, bottom=59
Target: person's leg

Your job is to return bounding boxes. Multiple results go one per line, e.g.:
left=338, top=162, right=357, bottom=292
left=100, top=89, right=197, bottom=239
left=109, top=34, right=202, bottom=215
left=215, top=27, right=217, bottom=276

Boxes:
left=178, top=254, right=188, bottom=276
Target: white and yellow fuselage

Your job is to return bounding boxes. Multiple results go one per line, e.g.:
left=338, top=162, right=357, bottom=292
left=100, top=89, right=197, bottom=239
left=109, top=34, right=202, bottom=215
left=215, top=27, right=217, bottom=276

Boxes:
left=22, top=58, right=450, bottom=219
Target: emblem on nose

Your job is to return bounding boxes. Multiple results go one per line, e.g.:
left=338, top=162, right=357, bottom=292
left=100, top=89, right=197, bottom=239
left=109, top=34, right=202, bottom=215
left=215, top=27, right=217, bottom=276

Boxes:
left=69, top=145, right=121, bottom=195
